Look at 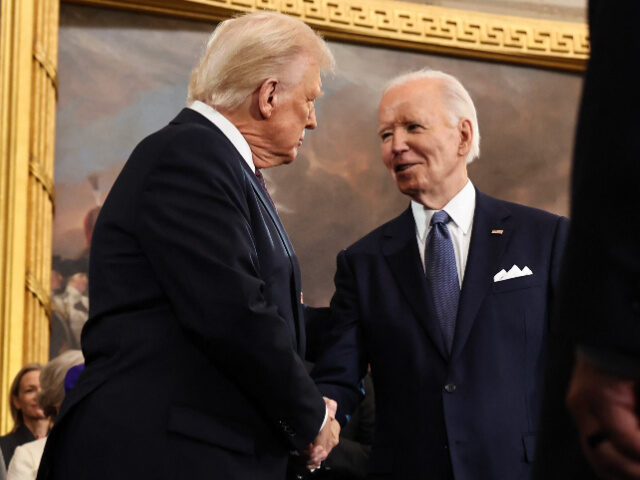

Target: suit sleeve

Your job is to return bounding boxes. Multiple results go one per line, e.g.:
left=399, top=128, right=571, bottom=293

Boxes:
left=135, top=127, right=325, bottom=451
left=556, top=1, right=640, bottom=359
left=311, top=251, right=368, bottom=425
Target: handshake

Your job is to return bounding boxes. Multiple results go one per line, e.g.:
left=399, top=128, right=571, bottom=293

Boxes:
left=305, top=397, right=341, bottom=470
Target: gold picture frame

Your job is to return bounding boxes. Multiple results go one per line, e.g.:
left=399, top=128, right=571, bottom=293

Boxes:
left=0, top=0, right=587, bottom=433
left=65, top=0, right=588, bottom=71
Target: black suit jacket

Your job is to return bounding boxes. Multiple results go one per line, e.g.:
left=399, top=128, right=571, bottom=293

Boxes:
left=0, top=425, right=35, bottom=468
left=37, top=108, right=325, bottom=480
left=534, top=2, right=640, bottom=478
left=312, top=191, right=568, bottom=480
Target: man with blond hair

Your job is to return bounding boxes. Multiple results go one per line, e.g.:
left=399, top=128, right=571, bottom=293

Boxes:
left=311, top=69, right=568, bottom=479
left=37, top=12, right=338, bottom=480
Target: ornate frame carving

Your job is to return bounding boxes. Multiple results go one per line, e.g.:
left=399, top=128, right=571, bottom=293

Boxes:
left=64, top=0, right=588, bottom=71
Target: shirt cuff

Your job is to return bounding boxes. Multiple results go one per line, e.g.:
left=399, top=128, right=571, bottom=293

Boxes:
left=319, top=405, right=329, bottom=433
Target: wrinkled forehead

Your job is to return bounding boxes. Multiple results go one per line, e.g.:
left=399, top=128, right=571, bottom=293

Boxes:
left=378, top=86, right=444, bottom=126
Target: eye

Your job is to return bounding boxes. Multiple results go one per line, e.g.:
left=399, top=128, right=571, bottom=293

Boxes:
left=407, top=124, right=422, bottom=131
left=379, top=132, right=392, bottom=141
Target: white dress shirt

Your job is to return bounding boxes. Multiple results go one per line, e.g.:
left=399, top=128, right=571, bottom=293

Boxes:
left=411, top=180, right=476, bottom=288
left=188, top=100, right=329, bottom=435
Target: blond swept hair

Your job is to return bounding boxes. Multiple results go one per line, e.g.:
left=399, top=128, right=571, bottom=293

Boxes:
left=188, top=11, right=335, bottom=109
left=383, top=69, right=481, bottom=164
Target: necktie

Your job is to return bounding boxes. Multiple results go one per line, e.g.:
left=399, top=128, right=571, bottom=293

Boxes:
left=426, top=210, right=460, bottom=354
left=255, top=168, right=275, bottom=207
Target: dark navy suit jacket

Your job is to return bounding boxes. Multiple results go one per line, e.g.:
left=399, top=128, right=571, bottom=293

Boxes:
left=37, top=108, right=325, bottom=480
left=312, top=190, right=568, bottom=480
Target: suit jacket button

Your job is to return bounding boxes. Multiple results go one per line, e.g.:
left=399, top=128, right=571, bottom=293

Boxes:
left=444, top=383, right=457, bottom=393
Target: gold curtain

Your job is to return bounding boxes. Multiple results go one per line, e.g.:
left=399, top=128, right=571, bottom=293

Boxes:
left=0, top=0, right=58, bottom=434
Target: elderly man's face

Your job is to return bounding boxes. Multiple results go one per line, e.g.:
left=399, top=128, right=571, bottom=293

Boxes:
left=378, top=79, right=469, bottom=206
left=266, top=57, right=323, bottom=165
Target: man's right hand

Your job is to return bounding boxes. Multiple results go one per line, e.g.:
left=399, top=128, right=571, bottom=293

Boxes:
left=304, top=397, right=340, bottom=469
left=306, top=416, right=340, bottom=469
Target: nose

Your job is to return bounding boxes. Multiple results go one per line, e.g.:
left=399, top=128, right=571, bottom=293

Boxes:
left=306, top=105, right=317, bottom=130
left=390, top=130, right=408, bottom=154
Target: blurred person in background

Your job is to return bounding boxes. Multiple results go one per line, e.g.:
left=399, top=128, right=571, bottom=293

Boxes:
left=0, top=365, right=48, bottom=466
left=7, top=351, right=84, bottom=480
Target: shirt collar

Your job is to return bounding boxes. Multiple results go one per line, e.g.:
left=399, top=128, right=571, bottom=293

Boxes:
left=411, top=180, right=476, bottom=241
left=188, top=100, right=255, bottom=172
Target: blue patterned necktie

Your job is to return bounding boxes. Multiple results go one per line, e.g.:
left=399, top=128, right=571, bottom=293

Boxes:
left=255, top=168, right=275, bottom=207
left=426, top=210, right=460, bottom=354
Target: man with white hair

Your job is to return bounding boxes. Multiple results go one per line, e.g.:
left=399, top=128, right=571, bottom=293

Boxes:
left=311, top=69, right=569, bottom=479
left=37, top=11, right=339, bottom=480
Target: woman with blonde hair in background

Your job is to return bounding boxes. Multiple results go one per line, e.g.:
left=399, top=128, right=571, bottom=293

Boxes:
left=0, top=365, right=48, bottom=467
left=6, top=350, right=84, bottom=480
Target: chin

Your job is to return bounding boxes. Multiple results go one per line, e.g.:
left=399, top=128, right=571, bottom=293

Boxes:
left=394, top=178, right=418, bottom=196
left=281, top=151, right=296, bottom=164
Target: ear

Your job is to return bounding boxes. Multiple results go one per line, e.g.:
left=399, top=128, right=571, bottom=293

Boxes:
left=458, top=118, right=473, bottom=157
left=257, top=78, right=279, bottom=120
left=11, top=394, right=20, bottom=411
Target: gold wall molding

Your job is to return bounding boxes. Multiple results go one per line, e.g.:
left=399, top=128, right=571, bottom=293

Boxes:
left=0, top=0, right=58, bottom=434
left=29, top=155, right=56, bottom=204
left=63, top=0, right=588, bottom=71
left=25, top=272, right=52, bottom=319
left=34, top=46, right=60, bottom=95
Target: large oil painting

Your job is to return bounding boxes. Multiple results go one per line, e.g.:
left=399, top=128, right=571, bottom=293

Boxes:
left=51, top=3, right=582, bottom=356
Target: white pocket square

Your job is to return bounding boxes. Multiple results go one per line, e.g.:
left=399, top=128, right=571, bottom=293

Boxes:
left=493, top=265, right=533, bottom=282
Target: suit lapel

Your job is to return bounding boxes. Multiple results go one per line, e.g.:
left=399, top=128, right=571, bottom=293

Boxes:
left=383, top=208, right=450, bottom=361
left=450, top=190, right=513, bottom=361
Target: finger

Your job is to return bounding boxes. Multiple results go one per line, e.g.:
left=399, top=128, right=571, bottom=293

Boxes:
left=582, top=436, right=640, bottom=480
left=308, top=446, right=327, bottom=466
left=602, top=401, right=640, bottom=461
left=306, top=454, right=322, bottom=470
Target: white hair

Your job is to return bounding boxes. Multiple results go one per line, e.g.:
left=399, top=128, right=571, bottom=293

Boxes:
left=188, top=11, right=335, bottom=110
left=38, top=349, right=84, bottom=419
left=383, top=69, right=480, bottom=164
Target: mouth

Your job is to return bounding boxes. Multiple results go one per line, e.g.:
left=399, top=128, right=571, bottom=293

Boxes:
left=394, top=163, right=416, bottom=173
